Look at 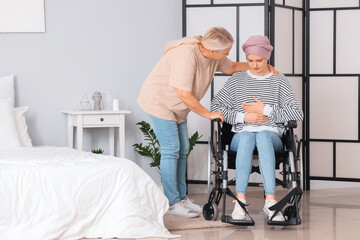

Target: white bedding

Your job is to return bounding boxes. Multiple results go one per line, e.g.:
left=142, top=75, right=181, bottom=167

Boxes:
left=0, top=146, right=177, bottom=239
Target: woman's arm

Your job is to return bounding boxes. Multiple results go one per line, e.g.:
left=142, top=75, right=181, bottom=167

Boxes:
left=222, top=62, right=249, bottom=75
left=176, top=89, right=224, bottom=122
left=272, top=79, right=304, bottom=122
left=210, top=83, right=238, bottom=125
left=212, top=83, right=268, bottom=125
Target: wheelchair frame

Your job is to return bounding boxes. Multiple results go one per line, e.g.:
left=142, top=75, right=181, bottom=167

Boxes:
left=202, top=119, right=303, bottom=226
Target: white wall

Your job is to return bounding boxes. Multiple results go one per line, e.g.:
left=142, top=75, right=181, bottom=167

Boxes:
left=0, top=0, right=182, bottom=177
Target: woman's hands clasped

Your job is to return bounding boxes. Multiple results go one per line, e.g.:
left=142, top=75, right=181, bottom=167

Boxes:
left=242, top=96, right=264, bottom=114
left=242, top=96, right=268, bottom=124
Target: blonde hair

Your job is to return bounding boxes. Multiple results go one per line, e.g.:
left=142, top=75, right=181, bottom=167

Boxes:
left=202, top=26, right=234, bottom=51
left=163, top=26, right=234, bottom=54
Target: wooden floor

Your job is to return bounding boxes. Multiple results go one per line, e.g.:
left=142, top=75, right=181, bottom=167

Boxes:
left=170, top=186, right=360, bottom=240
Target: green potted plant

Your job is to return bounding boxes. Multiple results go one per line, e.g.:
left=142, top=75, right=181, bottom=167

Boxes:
left=91, top=148, right=104, bottom=154
left=132, top=121, right=202, bottom=170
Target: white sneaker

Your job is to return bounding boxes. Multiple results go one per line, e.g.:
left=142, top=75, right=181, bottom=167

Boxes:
left=263, top=200, right=285, bottom=221
left=181, top=197, right=202, bottom=213
left=231, top=198, right=247, bottom=220
left=167, top=201, right=200, bottom=218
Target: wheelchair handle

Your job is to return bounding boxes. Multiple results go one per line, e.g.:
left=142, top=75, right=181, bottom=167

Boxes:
left=213, top=118, right=222, bottom=122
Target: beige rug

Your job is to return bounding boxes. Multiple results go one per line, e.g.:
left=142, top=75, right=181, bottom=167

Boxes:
left=164, top=214, right=237, bottom=231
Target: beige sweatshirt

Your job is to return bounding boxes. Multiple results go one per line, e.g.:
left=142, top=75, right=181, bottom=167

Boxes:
left=137, top=44, right=232, bottom=124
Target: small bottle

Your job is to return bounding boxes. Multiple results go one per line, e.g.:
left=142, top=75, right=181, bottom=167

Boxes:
left=113, top=99, right=120, bottom=111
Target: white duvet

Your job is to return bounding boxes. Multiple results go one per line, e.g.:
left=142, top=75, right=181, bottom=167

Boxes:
left=0, top=146, right=177, bottom=240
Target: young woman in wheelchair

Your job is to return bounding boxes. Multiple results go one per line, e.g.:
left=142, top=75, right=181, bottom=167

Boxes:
left=211, top=35, right=303, bottom=222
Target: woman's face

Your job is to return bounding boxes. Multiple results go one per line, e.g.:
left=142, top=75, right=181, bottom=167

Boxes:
left=210, top=46, right=232, bottom=60
left=246, top=53, right=269, bottom=76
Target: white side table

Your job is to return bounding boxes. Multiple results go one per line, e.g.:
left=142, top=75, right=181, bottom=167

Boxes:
left=62, top=110, right=131, bottom=158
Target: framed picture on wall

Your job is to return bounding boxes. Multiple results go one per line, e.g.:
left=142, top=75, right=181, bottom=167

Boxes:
left=0, top=0, right=45, bottom=33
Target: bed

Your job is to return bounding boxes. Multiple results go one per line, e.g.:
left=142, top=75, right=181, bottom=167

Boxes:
left=0, top=75, right=177, bottom=239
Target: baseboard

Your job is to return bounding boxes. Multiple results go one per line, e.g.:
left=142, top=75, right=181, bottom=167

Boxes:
left=310, top=180, right=360, bottom=189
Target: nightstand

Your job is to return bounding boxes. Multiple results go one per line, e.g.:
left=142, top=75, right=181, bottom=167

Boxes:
left=62, top=110, right=131, bottom=158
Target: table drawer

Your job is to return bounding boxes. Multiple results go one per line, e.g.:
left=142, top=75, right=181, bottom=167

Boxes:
left=83, top=114, right=120, bottom=125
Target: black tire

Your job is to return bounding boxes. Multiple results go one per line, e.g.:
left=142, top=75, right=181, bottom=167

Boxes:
left=203, top=202, right=219, bottom=221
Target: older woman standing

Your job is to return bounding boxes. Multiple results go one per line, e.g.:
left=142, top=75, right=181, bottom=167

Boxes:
left=138, top=27, right=278, bottom=218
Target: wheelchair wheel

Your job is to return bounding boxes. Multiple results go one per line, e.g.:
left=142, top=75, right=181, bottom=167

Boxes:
left=203, top=202, right=219, bottom=221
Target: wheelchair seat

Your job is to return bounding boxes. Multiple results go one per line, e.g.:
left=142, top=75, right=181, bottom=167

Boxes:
left=220, top=121, right=296, bottom=189
left=203, top=119, right=302, bottom=226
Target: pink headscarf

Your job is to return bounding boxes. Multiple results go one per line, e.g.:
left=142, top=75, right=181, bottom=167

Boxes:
left=242, top=35, right=273, bottom=60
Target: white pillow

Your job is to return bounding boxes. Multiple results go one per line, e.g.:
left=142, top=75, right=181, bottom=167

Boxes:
left=0, top=98, right=21, bottom=149
left=14, top=106, right=33, bottom=147
left=0, top=74, right=15, bottom=107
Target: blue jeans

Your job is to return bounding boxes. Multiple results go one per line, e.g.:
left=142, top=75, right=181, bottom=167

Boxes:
left=147, top=114, right=189, bottom=206
left=230, top=130, right=283, bottom=196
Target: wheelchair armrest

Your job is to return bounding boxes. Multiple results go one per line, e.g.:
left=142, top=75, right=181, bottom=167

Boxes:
left=284, top=120, right=297, bottom=129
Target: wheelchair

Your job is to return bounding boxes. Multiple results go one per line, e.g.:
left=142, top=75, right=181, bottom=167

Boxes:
left=202, top=119, right=303, bottom=226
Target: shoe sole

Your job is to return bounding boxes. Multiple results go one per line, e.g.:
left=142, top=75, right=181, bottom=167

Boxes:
left=166, top=212, right=200, bottom=218
left=188, top=213, right=200, bottom=218
left=231, top=215, right=246, bottom=220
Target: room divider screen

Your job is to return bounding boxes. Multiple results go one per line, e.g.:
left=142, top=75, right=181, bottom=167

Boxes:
left=306, top=0, right=360, bottom=190
left=183, top=0, right=360, bottom=191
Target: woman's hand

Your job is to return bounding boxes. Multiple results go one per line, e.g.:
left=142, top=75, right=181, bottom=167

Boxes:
left=208, top=111, right=224, bottom=124
left=176, top=89, right=224, bottom=122
left=244, top=112, right=269, bottom=124
left=267, top=64, right=284, bottom=76
left=242, top=96, right=265, bottom=114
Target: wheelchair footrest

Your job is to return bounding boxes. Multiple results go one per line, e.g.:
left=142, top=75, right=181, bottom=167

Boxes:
left=221, top=215, right=255, bottom=226
left=267, top=187, right=302, bottom=225
left=267, top=217, right=301, bottom=226
left=269, top=187, right=302, bottom=212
